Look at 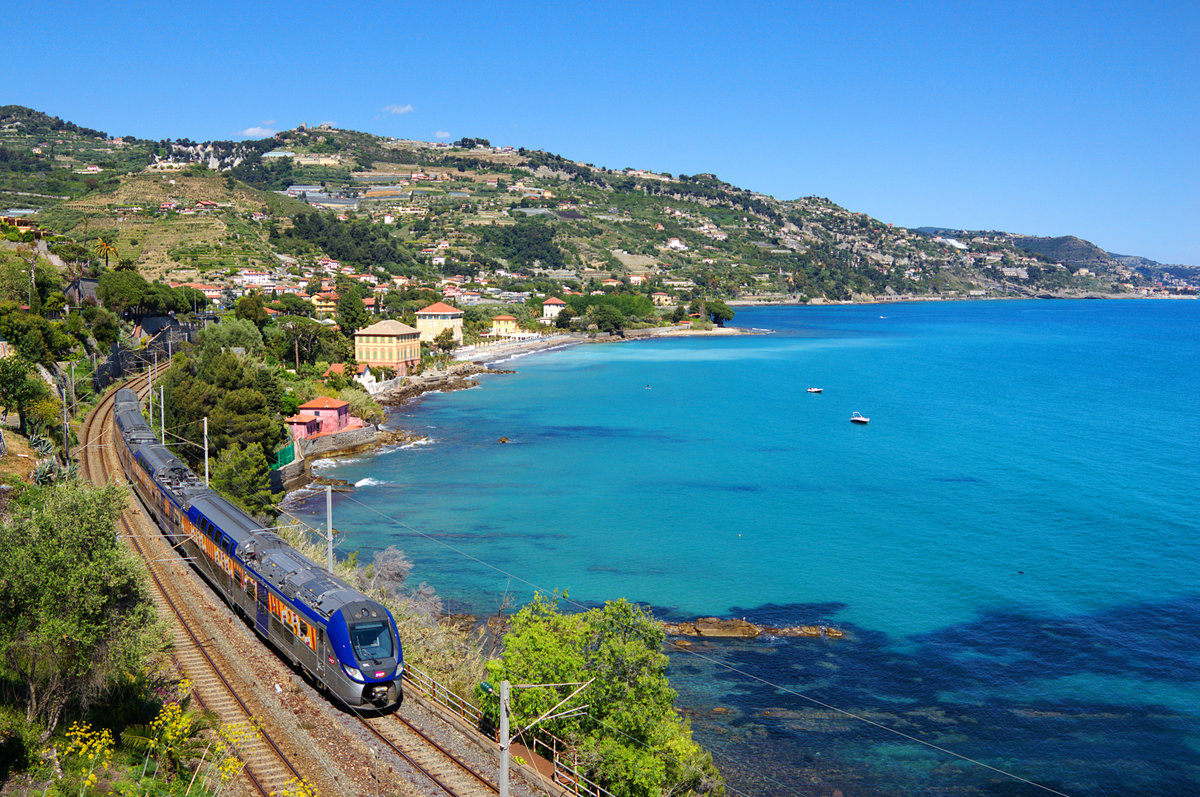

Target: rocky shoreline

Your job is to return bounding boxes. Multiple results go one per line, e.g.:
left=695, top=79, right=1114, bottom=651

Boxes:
left=375, top=361, right=515, bottom=408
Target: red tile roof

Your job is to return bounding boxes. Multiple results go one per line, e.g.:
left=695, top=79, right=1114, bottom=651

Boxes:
left=285, top=413, right=321, bottom=424
left=416, top=301, right=463, bottom=315
left=323, top=363, right=369, bottom=376
left=298, top=396, right=350, bottom=410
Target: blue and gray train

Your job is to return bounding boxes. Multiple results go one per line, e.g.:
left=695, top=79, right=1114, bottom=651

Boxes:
left=112, top=387, right=402, bottom=709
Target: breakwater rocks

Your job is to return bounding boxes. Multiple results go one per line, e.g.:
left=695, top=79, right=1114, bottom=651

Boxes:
left=378, top=364, right=516, bottom=407
left=663, top=617, right=845, bottom=642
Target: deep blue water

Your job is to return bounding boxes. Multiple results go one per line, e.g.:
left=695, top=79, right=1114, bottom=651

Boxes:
left=293, top=300, right=1200, bottom=796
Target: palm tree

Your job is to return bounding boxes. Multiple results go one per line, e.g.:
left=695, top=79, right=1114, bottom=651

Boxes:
left=93, top=237, right=118, bottom=271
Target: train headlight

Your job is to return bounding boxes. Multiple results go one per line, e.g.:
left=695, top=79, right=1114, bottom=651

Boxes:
left=394, top=662, right=404, bottom=678
left=341, top=664, right=364, bottom=682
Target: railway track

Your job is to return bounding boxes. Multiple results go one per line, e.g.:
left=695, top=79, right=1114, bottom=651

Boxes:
left=81, top=373, right=518, bottom=797
left=80, top=373, right=304, bottom=797
left=360, top=712, right=500, bottom=797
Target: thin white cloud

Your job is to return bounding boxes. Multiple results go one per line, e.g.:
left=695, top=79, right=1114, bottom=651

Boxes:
left=382, top=104, right=414, bottom=115
left=435, top=130, right=451, bottom=139
left=239, top=123, right=277, bottom=138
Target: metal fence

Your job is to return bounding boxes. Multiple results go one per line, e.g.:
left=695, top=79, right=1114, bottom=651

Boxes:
left=270, top=441, right=296, bottom=470
left=92, top=322, right=200, bottom=392
left=401, top=662, right=614, bottom=797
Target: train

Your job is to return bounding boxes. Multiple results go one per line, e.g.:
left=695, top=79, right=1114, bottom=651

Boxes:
left=112, top=387, right=403, bottom=709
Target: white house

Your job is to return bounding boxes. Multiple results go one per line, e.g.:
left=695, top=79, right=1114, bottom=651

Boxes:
left=540, top=296, right=566, bottom=325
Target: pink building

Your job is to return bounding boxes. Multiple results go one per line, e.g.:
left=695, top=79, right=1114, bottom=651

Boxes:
left=284, top=413, right=321, bottom=439
left=296, top=396, right=356, bottom=435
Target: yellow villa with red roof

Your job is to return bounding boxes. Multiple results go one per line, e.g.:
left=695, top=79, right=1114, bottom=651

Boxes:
left=415, top=301, right=463, bottom=343
left=490, top=315, right=518, bottom=336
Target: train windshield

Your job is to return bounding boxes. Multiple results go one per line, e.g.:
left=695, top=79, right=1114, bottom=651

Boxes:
left=350, top=621, right=394, bottom=662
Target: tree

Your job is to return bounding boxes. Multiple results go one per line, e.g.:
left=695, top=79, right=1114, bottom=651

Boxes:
left=480, top=595, right=723, bottom=797
left=0, top=356, right=45, bottom=433
left=432, top=327, right=457, bottom=354
left=210, top=442, right=280, bottom=519
left=555, top=306, right=576, bottom=329
left=234, top=292, right=269, bottom=331
left=270, top=316, right=326, bottom=370
left=91, top=307, right=120, bottom=349
left=705, top=300, right=734, bottom=327
left=593, top=303, right=625, bottom=334
left=273, top=293, right=314, bottom=317
left=92, top=237, right=118, bottom=271
left=199, top=316, right=264, bottom=354
left=336, top=288, right=369, bottom=336
left=0, top=480, right=158, bottom=739
left=97, top=270, right=150, bottom=318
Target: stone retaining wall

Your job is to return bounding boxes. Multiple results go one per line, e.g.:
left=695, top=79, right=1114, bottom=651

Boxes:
left=269, top=458, right=308, bottom=493
left=299, top=425, right=379, bottom=458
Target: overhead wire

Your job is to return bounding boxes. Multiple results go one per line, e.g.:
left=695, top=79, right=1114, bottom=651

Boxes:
left=127, top=373, right=1075, bottom=796
left=322, top=476, right=1077, bottom=797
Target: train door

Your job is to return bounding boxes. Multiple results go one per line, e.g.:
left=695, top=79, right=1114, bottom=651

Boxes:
left=255, top=580, right=270, bottom=635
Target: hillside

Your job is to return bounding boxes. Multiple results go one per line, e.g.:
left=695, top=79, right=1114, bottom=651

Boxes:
left=3, top=106, right=1192, bottom=301
left=1008, top=235, right=1114, bottom=270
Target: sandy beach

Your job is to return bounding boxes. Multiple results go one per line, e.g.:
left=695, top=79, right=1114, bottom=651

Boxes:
left=452, top=324, right=752, bottom=365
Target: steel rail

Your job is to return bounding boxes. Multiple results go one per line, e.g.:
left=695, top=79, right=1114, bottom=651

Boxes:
left=80, top=377, right=301, bottom=797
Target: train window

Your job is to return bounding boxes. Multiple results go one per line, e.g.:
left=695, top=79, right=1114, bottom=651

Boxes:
left=349, top=621, right=394, bottom=662
left=299, top=621, right=309, bottom=638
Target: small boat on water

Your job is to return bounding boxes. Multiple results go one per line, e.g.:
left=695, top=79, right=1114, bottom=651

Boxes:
left=850, top=412, right=869, bottom=424
left=806, top=387, right=822, bottom=393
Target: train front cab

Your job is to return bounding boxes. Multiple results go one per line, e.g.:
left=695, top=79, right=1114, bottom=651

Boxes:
left=325, top=601, right=403, bottom=709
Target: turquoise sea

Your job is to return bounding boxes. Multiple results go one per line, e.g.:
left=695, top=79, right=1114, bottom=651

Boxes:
left=293, top=300, right=1200, bottom=796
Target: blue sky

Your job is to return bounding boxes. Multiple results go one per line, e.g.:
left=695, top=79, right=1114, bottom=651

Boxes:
left=8, top=0, right=1198, bottom=263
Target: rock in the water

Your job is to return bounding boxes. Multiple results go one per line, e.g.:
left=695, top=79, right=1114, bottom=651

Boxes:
left=662, top=617, right=846, bottom=640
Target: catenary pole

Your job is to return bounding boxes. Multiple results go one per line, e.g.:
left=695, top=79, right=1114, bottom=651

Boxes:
left=326, top=485, right=334, bottom=573
left=160, top=386, right=164, bottom=444
left=500, top=680, right=510, bottom=797
left=203, top=417, right=209, bottom=486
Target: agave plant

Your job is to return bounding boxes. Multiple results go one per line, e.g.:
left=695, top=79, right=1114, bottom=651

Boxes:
left=56, top=461, right=79, bottom=482
left=30, top=436, right=55, bottom=457
left=32, top=460, right=57, bottom=485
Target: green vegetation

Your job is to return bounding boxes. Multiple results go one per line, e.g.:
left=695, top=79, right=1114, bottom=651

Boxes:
left=157, top=345, right=288, bottom=485
left=0, top=480, right=158, bottom=740
left=212, top=441, right=281, bottom=519
left=476, top=217, right=566, bottom=269
left=480, top=594, right=723, bottom=797
left=272, top=212, right=415, bottom=270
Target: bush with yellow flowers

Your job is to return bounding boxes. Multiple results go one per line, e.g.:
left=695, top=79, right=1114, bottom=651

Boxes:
left=57, top=721, right=113, bottom=795
left=270, top=777, right=319, bottom=797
